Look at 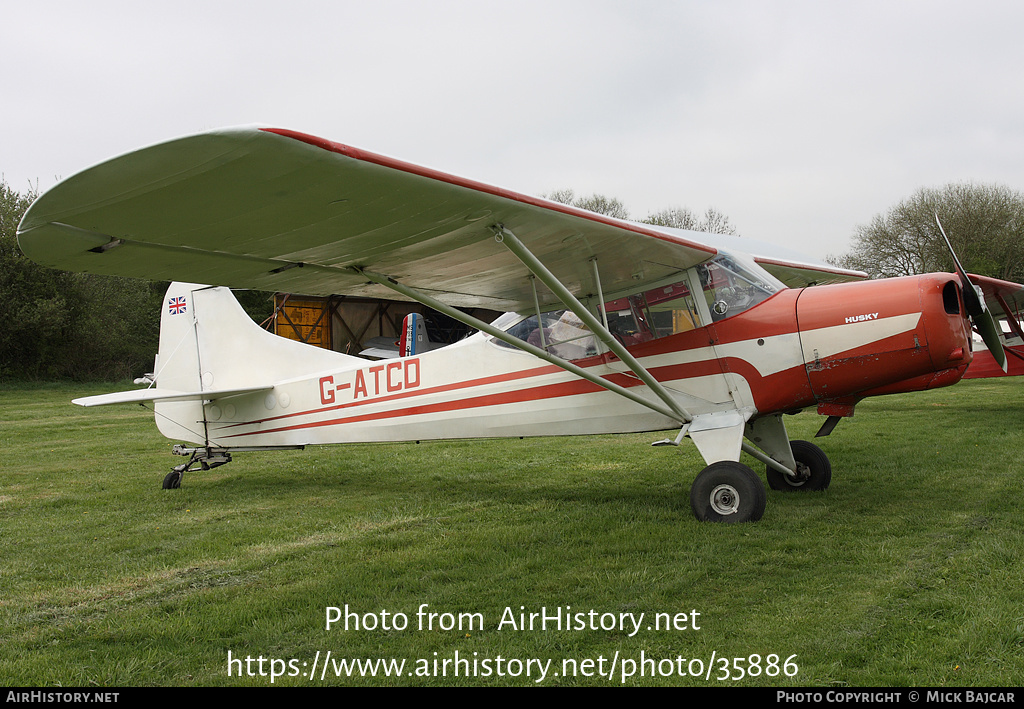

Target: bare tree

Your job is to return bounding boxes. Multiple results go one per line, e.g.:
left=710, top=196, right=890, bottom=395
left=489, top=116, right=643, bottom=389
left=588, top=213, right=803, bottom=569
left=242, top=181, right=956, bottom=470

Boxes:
left=545, top=190, right=740, bottom=235
left=642, top=206, right=739, bottom=236
left=544, top=189, right=630, bottom=220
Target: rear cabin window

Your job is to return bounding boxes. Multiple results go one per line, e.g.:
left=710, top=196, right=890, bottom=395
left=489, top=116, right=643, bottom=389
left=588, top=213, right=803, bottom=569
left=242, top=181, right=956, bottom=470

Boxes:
left=493, top=281, right=699, bottom=360
left=498, top=310, right=599, bottom=360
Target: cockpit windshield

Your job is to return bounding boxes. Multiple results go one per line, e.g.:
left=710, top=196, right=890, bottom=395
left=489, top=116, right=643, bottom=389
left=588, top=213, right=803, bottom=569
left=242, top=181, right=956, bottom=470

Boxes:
left=696, top=253, right=783, bottom=321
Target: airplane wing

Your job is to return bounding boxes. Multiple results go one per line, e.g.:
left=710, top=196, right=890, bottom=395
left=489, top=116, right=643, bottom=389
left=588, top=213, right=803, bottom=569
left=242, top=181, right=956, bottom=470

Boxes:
left=18, top=126, right=864, bottom=310
left=753, top=255, right=866, bottom=288
left=17, top=127, right=714, bottom=311
left=970, top=273, right=1024, bottom=323
left=16, top=126, right=864, bottom=309
left=961, top=273, right=1024, bottom=378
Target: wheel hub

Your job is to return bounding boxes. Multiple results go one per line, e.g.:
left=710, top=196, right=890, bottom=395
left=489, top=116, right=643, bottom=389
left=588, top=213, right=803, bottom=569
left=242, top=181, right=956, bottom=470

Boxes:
left=709, top=484, right=740, bottom=515
left=784, top=462, right=810, bottom=486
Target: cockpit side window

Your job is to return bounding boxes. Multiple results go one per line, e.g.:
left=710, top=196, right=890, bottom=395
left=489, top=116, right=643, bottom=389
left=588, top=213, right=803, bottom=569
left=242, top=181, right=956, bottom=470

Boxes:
left=604, top=295, right=656, bottom=346
left=640, top=281, right=701, bottom=337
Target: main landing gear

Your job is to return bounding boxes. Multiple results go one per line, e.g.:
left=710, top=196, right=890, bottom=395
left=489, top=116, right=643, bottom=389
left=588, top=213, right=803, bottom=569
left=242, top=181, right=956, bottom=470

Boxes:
left=688, top=440, right=832, bottom=523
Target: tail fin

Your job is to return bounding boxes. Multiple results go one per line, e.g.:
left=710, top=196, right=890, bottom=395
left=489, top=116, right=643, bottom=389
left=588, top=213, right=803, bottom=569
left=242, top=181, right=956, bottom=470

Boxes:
left=152, top=283, right=365, bottom=444
left=360, top=311, right=443, bottom=358
left=399, top=312, right=429, bottom=356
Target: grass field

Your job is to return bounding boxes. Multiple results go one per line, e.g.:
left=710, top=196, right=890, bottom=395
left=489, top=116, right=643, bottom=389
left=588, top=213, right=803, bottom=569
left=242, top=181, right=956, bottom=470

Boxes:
left=2, top=378, right=1023, bottom=686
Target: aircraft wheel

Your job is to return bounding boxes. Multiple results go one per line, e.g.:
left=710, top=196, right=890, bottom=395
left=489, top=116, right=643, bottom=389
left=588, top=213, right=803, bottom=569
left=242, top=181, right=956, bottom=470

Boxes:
left=690, top=461, right=766, bottom=523
left=766, top=440, right=831, bottom=491
left=162, top=471, right=182, bottom=489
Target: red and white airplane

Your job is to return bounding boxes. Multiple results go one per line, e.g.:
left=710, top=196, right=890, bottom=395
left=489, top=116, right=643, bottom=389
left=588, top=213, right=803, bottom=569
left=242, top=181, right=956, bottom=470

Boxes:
left=16, top=127, right=1016, bottom=522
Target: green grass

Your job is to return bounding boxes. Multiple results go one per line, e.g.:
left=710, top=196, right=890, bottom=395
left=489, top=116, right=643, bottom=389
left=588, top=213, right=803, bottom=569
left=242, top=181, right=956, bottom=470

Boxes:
left=2, top=379, right=1023, bottom=686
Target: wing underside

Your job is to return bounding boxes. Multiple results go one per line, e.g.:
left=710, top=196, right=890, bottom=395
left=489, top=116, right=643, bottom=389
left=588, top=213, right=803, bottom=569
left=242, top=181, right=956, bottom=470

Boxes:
left=971, top=274, right=1024, bottom=320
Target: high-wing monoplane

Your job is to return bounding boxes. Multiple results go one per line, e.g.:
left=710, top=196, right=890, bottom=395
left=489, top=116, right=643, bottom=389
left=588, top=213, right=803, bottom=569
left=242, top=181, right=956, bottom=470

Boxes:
left=16, top=127, right=1014, bottom=522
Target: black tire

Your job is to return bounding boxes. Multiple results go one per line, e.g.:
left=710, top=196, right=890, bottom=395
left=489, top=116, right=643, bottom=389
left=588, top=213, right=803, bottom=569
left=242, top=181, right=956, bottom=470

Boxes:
left=162, top=471, right=182, bottom=489
left=690, top=461, right=766, bottom=523
left=766, top=440, right=831, bottom=491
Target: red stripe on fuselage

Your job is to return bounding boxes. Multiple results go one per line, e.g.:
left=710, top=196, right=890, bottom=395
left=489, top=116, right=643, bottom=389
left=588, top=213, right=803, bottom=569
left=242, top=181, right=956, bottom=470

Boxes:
left=220, top=371, right=630, bottom=438
left=216, top=362, right=565, bottom=430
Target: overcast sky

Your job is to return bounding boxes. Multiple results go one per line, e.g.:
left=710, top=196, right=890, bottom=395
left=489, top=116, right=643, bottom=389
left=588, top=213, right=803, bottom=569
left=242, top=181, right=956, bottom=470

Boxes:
left=4, top=0, right=1023, bottom=260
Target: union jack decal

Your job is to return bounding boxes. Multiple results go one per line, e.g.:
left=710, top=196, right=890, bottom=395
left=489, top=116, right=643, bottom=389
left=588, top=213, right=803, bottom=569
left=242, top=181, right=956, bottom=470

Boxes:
left=168, top=296, right=187, bottom=315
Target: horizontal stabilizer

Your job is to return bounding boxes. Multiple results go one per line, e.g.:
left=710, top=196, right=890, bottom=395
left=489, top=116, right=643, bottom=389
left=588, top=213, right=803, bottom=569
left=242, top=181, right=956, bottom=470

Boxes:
left=72, top=385, right=273, bottom=408
left=358, top=347, right=403, bottom=359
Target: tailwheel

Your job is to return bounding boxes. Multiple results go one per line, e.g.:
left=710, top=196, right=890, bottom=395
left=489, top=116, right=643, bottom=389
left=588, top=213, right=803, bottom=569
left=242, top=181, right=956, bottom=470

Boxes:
left=690, top=461, right=766, bottom=523
left=766, top=440, right=831, bottom=491
left=161, top=446, right=233, bottom=489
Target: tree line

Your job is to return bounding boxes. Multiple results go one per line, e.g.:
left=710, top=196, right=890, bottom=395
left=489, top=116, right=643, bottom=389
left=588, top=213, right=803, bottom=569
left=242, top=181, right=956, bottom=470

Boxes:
left=545, top=189, right=740, bottom=235
left=553, top=183, right=1023, bottom=283
left=2, top=177, right=1020, bottom=381
left=829, top=182, right=1024, bottom=283
left=0, top=180, right=272, bottom=381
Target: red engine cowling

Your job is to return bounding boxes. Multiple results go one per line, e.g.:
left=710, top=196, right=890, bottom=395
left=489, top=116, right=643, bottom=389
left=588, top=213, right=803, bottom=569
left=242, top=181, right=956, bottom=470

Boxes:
left=794, top=274, right=973, bottom=405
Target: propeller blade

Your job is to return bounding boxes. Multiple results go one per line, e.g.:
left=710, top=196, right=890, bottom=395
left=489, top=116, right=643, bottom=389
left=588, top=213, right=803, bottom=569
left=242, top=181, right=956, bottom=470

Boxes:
left=935, top=214, right=1008, bottom=373
left=973, top=306, right=1008, bottom=372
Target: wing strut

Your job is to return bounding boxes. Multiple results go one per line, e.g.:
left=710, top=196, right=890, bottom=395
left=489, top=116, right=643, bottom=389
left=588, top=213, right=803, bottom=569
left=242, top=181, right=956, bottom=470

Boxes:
left=591, top=258, right=610, bottom=330
left=529, top=277, right=549, bottom=350
left=350, top=268, right=686, bottom=423
left=493, top=225, right=694, bottom=423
